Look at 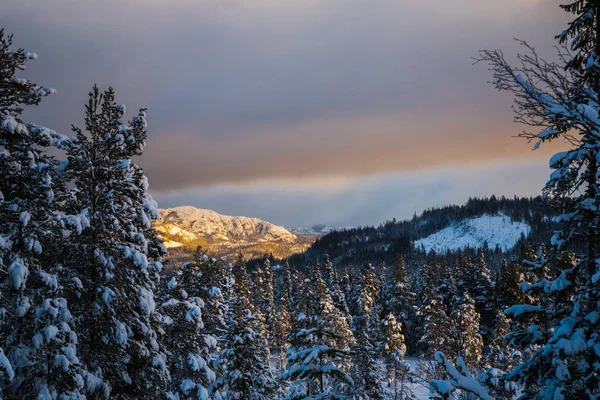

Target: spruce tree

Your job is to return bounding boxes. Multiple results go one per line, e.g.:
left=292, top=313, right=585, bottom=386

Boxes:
left=161, top=263, right=218, bottom=400
left=64, top=86, right=168, bottom=398
left=350, top=263, right=384, bottom=400
left=0, top=30, right=88, bottom=399
left=418, top=261, right=451, bottom=362
left=322, top=254, right=350, bottom=316
left=384, top=255, right=417, bottom=355
left=283, top=262, right=354, bottom=399
left=466, top=249, right=495, bottom=339
left=219, top=253, right=275, bottom=399
left=494, top=260, right=524, bottom=310
left=275, top=260, right=294, bottom=375
left=186, top=247, right=227, bottom=350
left=382, top=313, right=415, bottom=400
left=477, top=0, right=600, bottom=396
left=281, top=260, right=294, bottom=312
left=261, top=255, right=276, bottom=341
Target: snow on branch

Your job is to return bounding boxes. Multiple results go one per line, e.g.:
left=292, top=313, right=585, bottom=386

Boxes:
left=430, top=352, right=495, bottom=400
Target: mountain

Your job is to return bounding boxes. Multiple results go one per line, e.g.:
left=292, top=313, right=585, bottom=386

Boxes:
left=155, top=206, right=315, bottom=264
left=290, top=224, right=354, bottom=236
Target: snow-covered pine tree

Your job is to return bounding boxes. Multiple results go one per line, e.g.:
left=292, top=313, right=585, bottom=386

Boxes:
left=322, top=254, right=350, bottom=316
left=274, top=299, right=292, bottom=378
left=450, top=254, right=485, bottom=369
left=447, top=290, right=484, bottom=370
left=0, top=30, right=89, bottom=399
left=464, top=249, right=495, bottom=340
left=281, top=260, right=294, bottom=312
left=64, top=86, right=168, bottom=398
left=383, top=255, right=417, bottom=355
left=274, top=259, right=294, bottom=375
left=494, top=259, right=524, bottom=311
left=477, top=1, right=600, bottom=396
left=260, top=255, right=276, bottom=341
left=161, top=262, right=218, bottom=400
left=356, top=262, right=380, bottom=318
left=418, top=261, right=451, bottom=362
left=186, top=247, right=227, bottom=348
left=350, top=263, right=384, bottom=400
left=283, top=262, right=354, bottom=399
left=339, top=266, right=353, bottom=316
left=219, top=254, right=275, bottom=400
left=381, top=313, right=415, bottom=400
left=273, top=261, right=293, bottom=376
left=282, top=316, right=354, bottom=400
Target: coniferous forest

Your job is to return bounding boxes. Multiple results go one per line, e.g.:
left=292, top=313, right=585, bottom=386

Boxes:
left=2, top=1, right=600, bottom=399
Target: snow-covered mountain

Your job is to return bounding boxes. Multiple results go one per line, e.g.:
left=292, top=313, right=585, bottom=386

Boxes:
left=290, top=224, right=354, bottom=236
left=155, top=206, right=315, bottom=262
left=414, top=213, right=531, bottom=253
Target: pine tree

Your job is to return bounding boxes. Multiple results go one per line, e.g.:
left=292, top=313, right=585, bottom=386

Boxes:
left=447, top=290, right=484, bottom=370
left=261, top=255, right=276, bottom=341
left=274, top=299, right=293, bottom=376
left=382, top=313, right=415, bottom=400
left=274, top=260, right=294, bottom=376
left=280, top=260, right=294, bottom=312
left=161, top=263, right=218, bottom=400
left=64, top=86, right=168, bottom=398
left=418, top=261, right=451, bottom=361
left=322, top=254, right=350, bottom=316
left=384, top=255, right=417, bottom=355
left=219, top=253, right=275, bottom=400
left=250, top=260, right=273, bottom=331
left=282, top=307, right=354, bottom=399
left=283, top=262, right=354, bottom=399
left=350, top=263, right=384, bottom=400
left=477, top=1, right=600, bottom=395
left=0, top=30, right=89, bottom=399
left=494, top=260, right=524, bottom=310
left=467, top=249, right=494, bottom=335
left=187, top=246, right=227, bottom=350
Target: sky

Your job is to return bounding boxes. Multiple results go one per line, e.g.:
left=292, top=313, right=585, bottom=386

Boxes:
left=1, top=0, right=571, bottom=228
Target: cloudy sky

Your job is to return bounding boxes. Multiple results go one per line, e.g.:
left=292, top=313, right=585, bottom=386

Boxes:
left=2, top=0, right=570, bottom=227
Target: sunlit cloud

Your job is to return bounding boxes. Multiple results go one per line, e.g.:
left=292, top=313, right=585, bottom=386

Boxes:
left=1, top=0, right=568, bottom=224
left=152, top=159, right=552, bottom=227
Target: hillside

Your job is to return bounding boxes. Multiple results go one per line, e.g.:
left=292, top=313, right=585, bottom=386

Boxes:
left=155, top=206, right=315, bottom=264
left=288, top=196, right=556, bottom=270
left=414, top=213, right=531, bottom=253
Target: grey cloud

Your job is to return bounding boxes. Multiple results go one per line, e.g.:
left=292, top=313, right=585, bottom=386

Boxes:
left=0, top=0, right=568, bottom=195
left=152, top=160, right=551, bottom=228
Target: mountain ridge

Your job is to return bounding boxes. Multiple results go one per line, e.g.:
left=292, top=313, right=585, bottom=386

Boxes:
left=155, top=206, right=315, bottom=263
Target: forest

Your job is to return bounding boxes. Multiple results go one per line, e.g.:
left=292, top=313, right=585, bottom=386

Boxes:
left=2, top=0, right=600, bottom=399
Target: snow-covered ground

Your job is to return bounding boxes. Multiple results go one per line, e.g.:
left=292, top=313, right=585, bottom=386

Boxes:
left=398, top=357, right=431, bottom=399
left=414, top=213, right=530, bottom=253
left=271, top=353, right=432, bottom=399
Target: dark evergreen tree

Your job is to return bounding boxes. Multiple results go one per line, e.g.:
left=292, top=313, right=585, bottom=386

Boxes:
left=465, top=249, right=495, bottom=340
left=0, top=30, right=89, bottom=399
left=283, top=262, right=354, bottom=399
left=350, top=263, right=384, bottom=400
left=162, top=262, right=217, bottom=400
left=478, top=0, right=600, bottom=395
left=382, top=313, right=415, bottom=400
left=219, top=254, right=275, bottom=400
left=64, top=86, right=168, bottom=398
left=186, top=247, right=227, bottom=349
left=418, top=261, right=450, bottom=361
left=322, top=254, right=350, bottom=316
left=383, top=255, right=417, bottom=355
